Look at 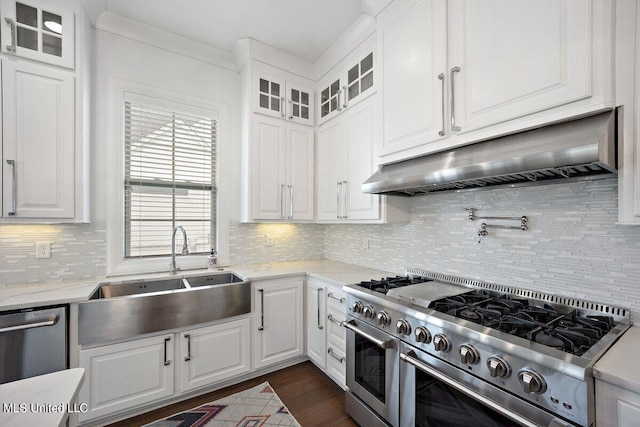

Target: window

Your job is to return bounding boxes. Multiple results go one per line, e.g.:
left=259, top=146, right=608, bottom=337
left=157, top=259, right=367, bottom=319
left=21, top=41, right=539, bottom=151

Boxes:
left=123, top=96, right=217, bottom=258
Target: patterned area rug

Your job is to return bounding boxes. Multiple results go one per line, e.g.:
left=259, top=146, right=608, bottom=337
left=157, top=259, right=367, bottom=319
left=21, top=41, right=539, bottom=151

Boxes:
left=145, top=382, right=301, bottom=427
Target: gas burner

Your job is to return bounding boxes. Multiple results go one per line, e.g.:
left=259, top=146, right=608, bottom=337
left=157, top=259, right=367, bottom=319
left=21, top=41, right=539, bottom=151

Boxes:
left=429, top=290, right=616, bottom=356
left=357, top=275, right=432, bottom=294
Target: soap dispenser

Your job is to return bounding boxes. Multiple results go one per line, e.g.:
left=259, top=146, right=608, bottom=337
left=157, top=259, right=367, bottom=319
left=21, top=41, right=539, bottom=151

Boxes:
left=207, top=249, right=218, bottom=269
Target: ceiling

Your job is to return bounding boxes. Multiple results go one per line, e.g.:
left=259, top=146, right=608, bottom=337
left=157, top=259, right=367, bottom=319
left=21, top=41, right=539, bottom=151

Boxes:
left=92, top=0, right=368, bottom=63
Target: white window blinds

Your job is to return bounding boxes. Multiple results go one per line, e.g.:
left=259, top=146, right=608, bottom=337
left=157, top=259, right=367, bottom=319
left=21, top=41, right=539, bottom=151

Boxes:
left=124, top=96, right=217, bottom=258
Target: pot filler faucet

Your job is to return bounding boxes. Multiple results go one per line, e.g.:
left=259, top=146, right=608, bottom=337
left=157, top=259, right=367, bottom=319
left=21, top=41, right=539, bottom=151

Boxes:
left=170, top=225, right=189, bottom=274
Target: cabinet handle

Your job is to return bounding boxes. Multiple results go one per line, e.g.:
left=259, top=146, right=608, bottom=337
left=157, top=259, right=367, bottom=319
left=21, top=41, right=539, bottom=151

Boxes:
left=438, top=73, right=446, bottom=136
left=342, top=85, right=348, bottom=109
left=450, top=66, right=461, bottom=132
left=184, top=334, right=191, bottom=361
left=4, top=18, right=16, bottom=52
left=327, top=293, right=345, bottom=304
left=342, top=180, right=348, bottom=219
left=258, top=289, right=264, bottom=331
left=280, top=97, right=285, bottom=118
left=280, top=184, right=286, bottom=219
left=327, top=314, right=344, bottom=327
left=336, top=181, right=341, bottom=219
left=288, top=99, right=293, bottom=120
left=328, top=348, right=344, bottom=363
left=6, top=160, right=16, bottom=216
left=163, top=337, right=171, bottom=366
left=288, top=185, right=294, bottom=219
left=317, top=288, right=324, bottom=330
left=337, top=90, right=342, bottom=112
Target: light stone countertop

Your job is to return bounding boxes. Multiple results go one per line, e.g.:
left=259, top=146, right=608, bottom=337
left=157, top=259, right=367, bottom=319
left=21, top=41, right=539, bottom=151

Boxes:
left=0, top=259, right=396, bottom=311
left=593, top=325, right=640, bottom=394
left=0, top=368, right=85, bottom=427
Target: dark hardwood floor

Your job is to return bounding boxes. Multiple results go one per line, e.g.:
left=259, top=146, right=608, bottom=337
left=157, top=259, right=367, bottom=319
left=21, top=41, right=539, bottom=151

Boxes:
left=107, top=361, right=358, bottom=427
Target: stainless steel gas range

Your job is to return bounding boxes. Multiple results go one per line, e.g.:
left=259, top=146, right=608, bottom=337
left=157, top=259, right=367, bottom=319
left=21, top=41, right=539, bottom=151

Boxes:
left=343, top=268, right=630, bottom=427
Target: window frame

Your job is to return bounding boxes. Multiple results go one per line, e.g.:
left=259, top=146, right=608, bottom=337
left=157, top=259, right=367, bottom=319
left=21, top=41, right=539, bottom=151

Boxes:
left=106, top=81, right=230, bottom=276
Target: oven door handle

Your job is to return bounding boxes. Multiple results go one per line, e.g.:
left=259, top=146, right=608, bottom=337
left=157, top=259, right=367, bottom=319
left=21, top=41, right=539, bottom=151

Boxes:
left=400, top=350, right=539, bottom=427
left=344, top=320, right=394, bottom=349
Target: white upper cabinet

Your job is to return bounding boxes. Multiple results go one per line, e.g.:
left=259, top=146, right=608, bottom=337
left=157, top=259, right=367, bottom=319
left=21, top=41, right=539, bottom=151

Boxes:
left=379, top=0, right=615, bottom=163
left=318, top=49, right=376, bottom=125
left=448, top=0, right=592, bottom=134
left=248, top=115, right=314, bottom=221
left=380, top=0, right=447, bottom=157
left=317, top=95, right=408, bottom=223
left=1, top=58, right=75, bottom=219
left=0, top=0, right=75, bottom=69
left=253, top=71, right=314, bottom=126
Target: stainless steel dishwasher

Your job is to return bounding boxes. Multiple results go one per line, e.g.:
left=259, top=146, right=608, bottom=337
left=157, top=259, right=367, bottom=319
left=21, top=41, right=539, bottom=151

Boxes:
left=0, top=305, right=67, bottom=384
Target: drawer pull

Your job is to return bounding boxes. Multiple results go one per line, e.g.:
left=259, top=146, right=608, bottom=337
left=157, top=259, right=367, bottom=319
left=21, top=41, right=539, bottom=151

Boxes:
left=328, top=348, right=344, bottom=363
left=327, top=293, right=345, bottom=304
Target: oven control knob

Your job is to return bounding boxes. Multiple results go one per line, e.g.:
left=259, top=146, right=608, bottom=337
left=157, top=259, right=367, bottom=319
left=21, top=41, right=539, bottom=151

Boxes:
left=363, top=305, right=376, bottom=319
left=433, top=334, right=450, bottom=352
left=352, top=301, right=364, bottom=314
left=396, top=319, right=412, bottom=336
left=486, top=357, right=511, bottom=378
left=376, top=311, right=391, bottom=326
left=459, top=344, right=480, bottom=365
left=414, top=327, right=432, bottom=344
left=518, top=369, right=547, bottom=395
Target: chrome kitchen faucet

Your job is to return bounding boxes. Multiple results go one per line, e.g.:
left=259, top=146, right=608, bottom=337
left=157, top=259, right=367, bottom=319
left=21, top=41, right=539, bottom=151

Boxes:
left=169, top=225, right=189, bottom=274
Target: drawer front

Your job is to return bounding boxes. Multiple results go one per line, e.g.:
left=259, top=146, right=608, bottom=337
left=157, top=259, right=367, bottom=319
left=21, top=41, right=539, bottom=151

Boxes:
left=327, top=307, right=346, bottom=349
left=326, top=287, right=346, bottom=312
left=326, top=344, right=346, bottom=388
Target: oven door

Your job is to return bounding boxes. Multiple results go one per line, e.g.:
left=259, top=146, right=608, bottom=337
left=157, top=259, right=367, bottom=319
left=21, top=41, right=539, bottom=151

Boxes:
left=399, top=342, right=576, bottom=427
left=345, top=318, right=399, bottom=427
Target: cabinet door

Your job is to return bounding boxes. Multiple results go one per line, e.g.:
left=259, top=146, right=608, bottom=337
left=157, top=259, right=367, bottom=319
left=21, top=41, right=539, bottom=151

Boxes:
left=253, top=71, right=286, bottom=119
left=0, top=0, right=74, bottom=69
left=316, top=119, right=345, bottom=221
left=318, top=77, right=343, bottom=125
left=380, top=0, right=447, bottom=156
left=254, top=278, right=304, bottom=369
left=344, top=51, right=376, bottom=109
left=285, top=81, right=314, bottom=126
left=179, top=318, right=251, bottom=393
left=78, top=334, right=174, bottom=422
left=286, top=123, right=314, bottom=220
left=306, top=280, right=326, bottom=369
left=448, top=0, right=592, bottom=134
left=344, top=98, right=380, bottom=220
left=2, top=58, right=75, bottom=218
left=250, top=115, right=287, bottom=220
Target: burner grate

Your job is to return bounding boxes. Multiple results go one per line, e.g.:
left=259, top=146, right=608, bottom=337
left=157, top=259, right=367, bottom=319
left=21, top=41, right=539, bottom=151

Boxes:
left=405, top=268, right=629, bottom=321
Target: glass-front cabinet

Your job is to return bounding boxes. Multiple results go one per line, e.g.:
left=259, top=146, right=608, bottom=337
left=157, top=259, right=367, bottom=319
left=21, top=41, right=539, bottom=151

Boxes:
left=0, top=0, right=75, bottom=68
left=253, top=71, right=314, bottom=126
left=318, top=51, right=375, bottom=125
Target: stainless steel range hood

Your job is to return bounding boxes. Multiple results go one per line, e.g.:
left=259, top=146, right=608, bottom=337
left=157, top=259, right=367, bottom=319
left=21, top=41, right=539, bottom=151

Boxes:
left=362, top=111, right=617, bottom=196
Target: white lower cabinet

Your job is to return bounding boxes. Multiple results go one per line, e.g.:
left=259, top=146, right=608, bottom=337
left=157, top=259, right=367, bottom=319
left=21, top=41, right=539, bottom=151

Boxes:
left=78, top=334, right=174, bottom=423
left=253, top=278, right=304, bottom=369
left=178, top=318, right=251, bottom=393
left=305, top=278, right=347, bottom=388
left=78, top=317, right=250, bottom=423
left=306, top=279, right=327, bottom=368
left=596, top=380, right=640, bottom=426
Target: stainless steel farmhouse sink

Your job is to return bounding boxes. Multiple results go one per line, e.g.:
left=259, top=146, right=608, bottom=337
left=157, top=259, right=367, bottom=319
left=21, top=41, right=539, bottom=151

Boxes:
left=78, top=272, right=250, bottom=346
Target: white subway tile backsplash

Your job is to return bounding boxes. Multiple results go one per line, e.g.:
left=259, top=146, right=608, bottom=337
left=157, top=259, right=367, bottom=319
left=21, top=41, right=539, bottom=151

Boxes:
left=325, top=178, right=640, bottom=323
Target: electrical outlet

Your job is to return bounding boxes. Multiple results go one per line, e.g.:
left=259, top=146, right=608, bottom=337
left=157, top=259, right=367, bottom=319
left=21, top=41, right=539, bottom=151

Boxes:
left=36, top=242, right=51, bottom=259
left=266, top=235, right=274, bottom=247
left=362, top=237, right=369, bottom=250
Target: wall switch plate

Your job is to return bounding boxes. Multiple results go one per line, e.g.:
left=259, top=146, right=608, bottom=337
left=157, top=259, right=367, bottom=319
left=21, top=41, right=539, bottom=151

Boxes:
left=36, top=242, right=51, bottom=259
